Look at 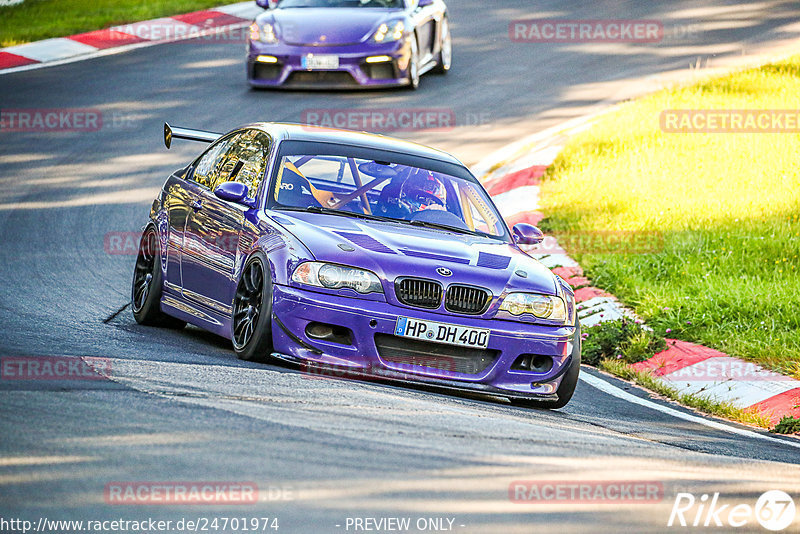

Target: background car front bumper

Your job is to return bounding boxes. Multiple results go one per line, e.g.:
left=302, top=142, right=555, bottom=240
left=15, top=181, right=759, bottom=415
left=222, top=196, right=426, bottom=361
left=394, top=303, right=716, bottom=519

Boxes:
left=246, top=39, right=411, bottom=88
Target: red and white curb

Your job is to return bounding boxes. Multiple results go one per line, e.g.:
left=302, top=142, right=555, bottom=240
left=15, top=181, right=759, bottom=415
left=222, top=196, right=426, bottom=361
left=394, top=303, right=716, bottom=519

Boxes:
left=632, top=341, right=800, bottom=424
left=478, top=125, right=800, bottom=427
left=0, top=1, right=261, bottom=73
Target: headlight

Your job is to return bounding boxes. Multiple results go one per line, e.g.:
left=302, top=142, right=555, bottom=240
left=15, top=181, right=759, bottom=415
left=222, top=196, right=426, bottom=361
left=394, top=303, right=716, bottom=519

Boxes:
left=373, top=21, right=404, bottom=42
left=292, top=262, right=383, bottom=294
left=500, top=293, right=567, bottom=322
left=249, top=22, right=278, bottom=43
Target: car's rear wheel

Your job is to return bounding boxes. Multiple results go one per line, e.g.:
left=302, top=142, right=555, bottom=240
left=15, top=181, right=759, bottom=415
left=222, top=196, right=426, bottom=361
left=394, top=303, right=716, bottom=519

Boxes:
left=232, top=254, right=273, bottom=362
left=433, top=18, right=451, bottom=74
left=511, top=324, right=582, bottom=410
left=407, top=38, right=420, bottom=90
left=131, top=226, right=185, bottom=329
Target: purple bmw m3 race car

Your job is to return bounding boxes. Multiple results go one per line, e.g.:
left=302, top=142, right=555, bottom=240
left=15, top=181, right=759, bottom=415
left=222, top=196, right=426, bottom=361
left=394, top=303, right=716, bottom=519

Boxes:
left=246, top=0, right=451, bottom=89
left=132, top=122, right=580, bottom=408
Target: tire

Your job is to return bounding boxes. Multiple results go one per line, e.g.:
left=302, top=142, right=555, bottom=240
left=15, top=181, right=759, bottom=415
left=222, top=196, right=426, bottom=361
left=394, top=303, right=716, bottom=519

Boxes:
left=131, top=226, right=186, bottom=329
left=406, top=37, right=420, bottom=90
left=432, top=17, right=451, bottom=74
left=511, top=323, right=582, bottom=410
left=232, top=254, right=274, bottom=362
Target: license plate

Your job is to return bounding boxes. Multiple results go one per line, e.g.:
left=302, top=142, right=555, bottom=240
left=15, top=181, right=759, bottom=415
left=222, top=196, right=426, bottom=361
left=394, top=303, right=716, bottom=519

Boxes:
left=394, top=317, right=490, bottom=349
left=302, top=54, right=339, bottom=70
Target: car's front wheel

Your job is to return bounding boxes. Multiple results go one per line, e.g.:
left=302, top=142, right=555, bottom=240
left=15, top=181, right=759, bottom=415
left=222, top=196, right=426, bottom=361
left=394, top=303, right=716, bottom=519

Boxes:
left=511, top=324, right=581, bottom=410
left=131, top=226, right=185, bottom=329
left=232, top=254, right=274, bottom=362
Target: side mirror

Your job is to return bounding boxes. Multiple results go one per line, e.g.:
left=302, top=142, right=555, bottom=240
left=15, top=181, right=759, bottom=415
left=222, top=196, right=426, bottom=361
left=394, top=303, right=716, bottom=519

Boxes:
left=214, top=181, right=254, bottom=207
left=418, top=0, right=434, bottom=6
left=512, top=223, right=544, bottom=245
left=255, top=0, right=277, bottom=9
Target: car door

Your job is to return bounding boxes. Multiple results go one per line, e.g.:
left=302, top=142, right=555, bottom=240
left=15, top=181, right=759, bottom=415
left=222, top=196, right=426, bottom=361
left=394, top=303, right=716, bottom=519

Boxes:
left=162, top=170, right=195, bottom=293
left=162, top=135, right=235, bottom=292
left=181, top=129, right=271, bottom=314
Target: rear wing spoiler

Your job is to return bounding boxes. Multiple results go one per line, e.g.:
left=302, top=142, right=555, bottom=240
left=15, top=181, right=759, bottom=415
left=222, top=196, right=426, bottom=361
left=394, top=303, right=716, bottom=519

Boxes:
left=164, top=122, right=222, bottom=149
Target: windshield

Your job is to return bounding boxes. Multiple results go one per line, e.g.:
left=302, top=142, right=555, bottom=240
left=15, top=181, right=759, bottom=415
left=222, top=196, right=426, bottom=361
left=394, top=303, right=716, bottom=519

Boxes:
left=278, top=0, right=404, bottom=8
left=270, top=153, right=508, bottom=239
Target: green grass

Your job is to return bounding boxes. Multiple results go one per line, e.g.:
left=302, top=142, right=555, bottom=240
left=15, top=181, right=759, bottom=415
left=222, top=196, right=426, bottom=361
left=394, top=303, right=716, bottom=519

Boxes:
left=540, top=57, right=800, bottom=379
left=771, top=415, right=800, bottom=435
left=600, top=359, right=772, bottom=429
left=0, top=0, right=230, bottom=47
left=582, top=318, right=666, bottom=366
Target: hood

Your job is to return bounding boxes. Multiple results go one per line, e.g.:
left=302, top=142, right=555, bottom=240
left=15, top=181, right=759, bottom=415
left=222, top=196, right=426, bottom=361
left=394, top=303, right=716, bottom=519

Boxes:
left=270, top=211, right=558, bottom=297
left=259, top=8, right=402, bottom=46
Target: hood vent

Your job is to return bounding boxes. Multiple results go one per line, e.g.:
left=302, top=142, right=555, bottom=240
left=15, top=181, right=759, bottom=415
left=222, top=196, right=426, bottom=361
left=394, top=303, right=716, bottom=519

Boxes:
left=477, top=252, right=511, bottom=270
left=335, top=232, right=396, bottom=254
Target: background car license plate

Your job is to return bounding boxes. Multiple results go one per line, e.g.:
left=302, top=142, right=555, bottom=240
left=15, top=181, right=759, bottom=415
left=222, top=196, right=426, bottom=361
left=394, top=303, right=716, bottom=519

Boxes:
left=395, top=317, right=490, bottom=349
left=302, top=55, right=339, bottom=69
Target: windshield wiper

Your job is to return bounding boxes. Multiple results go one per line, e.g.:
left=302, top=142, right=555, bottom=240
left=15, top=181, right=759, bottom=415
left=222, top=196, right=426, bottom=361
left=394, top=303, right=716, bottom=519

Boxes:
left=406, top=219, right=478, bottom=236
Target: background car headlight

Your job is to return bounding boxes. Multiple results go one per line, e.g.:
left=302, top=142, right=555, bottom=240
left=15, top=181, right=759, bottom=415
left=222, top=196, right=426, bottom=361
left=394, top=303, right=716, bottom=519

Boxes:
left=249, top=22, right=278, bottom=43
left=373, top=21, right=404, bottom=42
left=292, top=262, right=383, bottom=294
left=500, top=293, right=567, bottom=322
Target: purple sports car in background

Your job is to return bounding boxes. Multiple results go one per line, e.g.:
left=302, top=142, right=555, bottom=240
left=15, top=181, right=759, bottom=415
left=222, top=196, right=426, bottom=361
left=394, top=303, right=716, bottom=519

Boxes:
left=132, top=122, right=580, bottom=408
left=246, top=0, right=451, bottom=89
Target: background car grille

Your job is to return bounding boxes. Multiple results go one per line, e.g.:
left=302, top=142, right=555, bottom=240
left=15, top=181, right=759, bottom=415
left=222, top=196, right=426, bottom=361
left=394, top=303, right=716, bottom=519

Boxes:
left=445, top=285, right=491, bottom=315
left=395, top=278, right=442, bottom=309
left=285, top=71, right=359, bottom=87
left=362, top=62, right=396, bottom=80
left=252, top=63, right=282, bottom=81
left=375, top=334, right=499, bottom=376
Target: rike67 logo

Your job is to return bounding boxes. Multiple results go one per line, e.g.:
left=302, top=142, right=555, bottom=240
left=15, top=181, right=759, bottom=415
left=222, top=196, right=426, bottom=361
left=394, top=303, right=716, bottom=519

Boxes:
left=668, top=490, right=796, bottom=531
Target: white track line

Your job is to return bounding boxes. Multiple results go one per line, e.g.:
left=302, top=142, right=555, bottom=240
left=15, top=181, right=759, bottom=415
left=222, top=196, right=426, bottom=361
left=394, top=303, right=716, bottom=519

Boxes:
left=579, top=372, right=800, bottom=450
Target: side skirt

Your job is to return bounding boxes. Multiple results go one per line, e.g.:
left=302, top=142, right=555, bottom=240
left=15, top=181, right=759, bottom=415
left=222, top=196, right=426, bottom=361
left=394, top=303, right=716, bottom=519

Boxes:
left=161, top=294, right=231, bottom=339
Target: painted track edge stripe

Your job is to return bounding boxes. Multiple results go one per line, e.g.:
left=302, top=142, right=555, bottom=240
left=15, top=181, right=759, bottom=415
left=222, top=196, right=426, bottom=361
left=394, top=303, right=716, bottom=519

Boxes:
left=579, top=371, right=800, bottom=450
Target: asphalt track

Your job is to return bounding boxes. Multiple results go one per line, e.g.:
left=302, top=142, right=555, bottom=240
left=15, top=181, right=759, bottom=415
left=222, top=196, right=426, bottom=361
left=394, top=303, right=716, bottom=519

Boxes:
left=2, top=1, right=800, bottom=532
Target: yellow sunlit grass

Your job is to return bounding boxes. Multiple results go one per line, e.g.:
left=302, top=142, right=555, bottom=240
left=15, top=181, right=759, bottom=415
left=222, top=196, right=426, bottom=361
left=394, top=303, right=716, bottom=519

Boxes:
left=540, top=56, right=800, bottom=376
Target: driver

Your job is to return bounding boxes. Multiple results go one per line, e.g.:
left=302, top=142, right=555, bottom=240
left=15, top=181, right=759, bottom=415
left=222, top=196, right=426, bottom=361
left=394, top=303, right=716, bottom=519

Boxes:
left=399, top=170, right=447, bottom=214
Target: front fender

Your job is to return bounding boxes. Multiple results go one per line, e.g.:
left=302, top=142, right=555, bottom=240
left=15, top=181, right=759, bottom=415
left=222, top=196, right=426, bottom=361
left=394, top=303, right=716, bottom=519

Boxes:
left=236, top=211, right=314, bottom=289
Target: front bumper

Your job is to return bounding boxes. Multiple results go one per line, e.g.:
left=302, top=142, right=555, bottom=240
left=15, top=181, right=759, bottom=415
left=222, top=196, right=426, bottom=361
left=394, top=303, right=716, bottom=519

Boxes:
left=246, top=39, right=411, bottom=88
left=271, top=284, right=577, bottom=399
